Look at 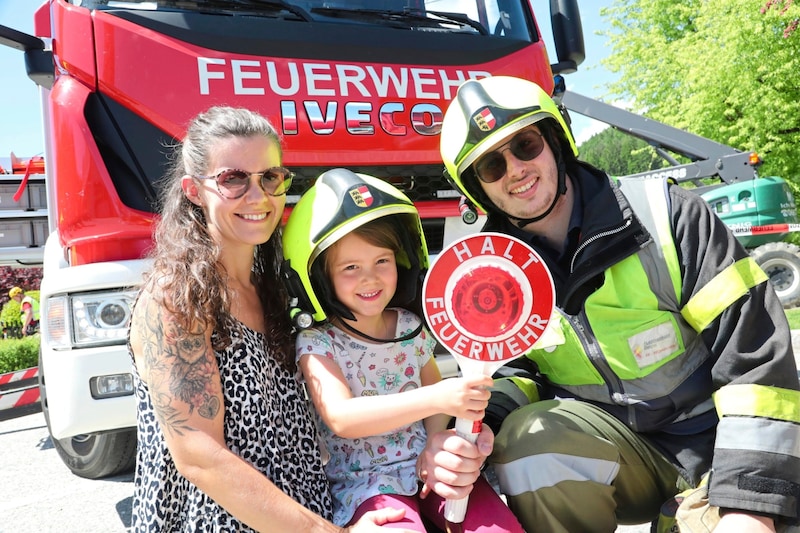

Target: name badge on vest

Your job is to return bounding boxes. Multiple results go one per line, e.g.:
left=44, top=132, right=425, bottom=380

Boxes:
left=627, top=321, right=680, bottom=368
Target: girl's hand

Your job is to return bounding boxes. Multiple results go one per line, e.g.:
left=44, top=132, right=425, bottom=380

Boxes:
left=345, top=508, right=415, bottom=532
left=433, top=374, right=493, bottom=420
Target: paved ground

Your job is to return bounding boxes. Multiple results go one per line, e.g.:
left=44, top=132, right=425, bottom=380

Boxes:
left=0, top=412, right=133, bottom=532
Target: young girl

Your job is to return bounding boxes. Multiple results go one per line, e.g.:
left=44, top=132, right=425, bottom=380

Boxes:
left=283, top=168, right=524, bottom=532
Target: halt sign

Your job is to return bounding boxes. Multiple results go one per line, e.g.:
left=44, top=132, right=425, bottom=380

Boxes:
left=423, top=232, right=555, bottom=363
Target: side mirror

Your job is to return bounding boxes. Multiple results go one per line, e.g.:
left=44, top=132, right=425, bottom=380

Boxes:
left=549, top=0, right=585, bottom=75
left=0, top=25, right=54, bottom=89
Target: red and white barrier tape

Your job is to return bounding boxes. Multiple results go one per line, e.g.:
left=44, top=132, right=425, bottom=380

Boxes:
left=0, top=387, right=40, bottom=411
left=729, top=223, right=800, bottom=237
left=0, top=367, right=41, bottom=421
left=0, top=366, right=38, bottom=387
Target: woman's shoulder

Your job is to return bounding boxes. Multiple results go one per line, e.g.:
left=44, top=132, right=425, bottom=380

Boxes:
left=131, top=277, right=211, bottom=342
left=132, top=278, right=173, bottom=323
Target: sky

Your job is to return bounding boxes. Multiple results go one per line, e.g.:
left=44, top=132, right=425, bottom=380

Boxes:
left=0, top=0, right=45, bottom=160
left=0, top=1, right=614, bottom=160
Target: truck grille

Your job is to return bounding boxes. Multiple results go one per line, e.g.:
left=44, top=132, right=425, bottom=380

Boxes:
left=288, top=165, right=455, bottom=254
left=288, top=165, right=454, bottom=204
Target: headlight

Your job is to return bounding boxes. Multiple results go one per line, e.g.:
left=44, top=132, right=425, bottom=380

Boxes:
left=46, top=289, right=138, bottom=349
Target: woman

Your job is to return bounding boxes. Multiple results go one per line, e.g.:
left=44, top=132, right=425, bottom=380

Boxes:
left=128, top=106, right=452, bottom=532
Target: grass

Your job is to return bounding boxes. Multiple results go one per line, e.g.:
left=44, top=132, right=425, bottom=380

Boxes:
left=786, top=307, right=800, bottom=330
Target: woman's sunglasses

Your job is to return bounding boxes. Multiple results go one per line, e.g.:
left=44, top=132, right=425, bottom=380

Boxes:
left=195, top=167, right=294, bottom=199
left=474, top=129, right=546, bottom=184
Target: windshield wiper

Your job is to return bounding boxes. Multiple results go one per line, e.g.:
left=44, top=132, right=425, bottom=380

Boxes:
left=309, top=7, right=487, bottom=34
left=156, top=0, right=313, bottom=21
left=426, top=10, right=487, bottom=35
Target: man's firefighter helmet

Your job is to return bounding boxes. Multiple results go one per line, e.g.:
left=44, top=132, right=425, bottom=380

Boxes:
left=282, top=168, right=429, bottom=326
left=440, top=76, right=578, bottom=213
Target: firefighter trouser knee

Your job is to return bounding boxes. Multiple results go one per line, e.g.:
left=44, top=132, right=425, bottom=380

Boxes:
left=490, top=399, right=683, bottom=533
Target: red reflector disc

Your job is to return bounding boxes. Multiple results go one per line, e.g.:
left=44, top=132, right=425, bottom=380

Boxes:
left=451, top=265, right=522, bottom=338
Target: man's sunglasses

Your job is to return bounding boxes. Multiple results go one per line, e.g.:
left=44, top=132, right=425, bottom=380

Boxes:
left=474, top=129, right=546, bottom=184
left=195, top=167, right=294, bottom=199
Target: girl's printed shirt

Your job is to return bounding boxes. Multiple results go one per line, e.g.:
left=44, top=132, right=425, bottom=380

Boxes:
left=296, top=308, right=437, bottom=526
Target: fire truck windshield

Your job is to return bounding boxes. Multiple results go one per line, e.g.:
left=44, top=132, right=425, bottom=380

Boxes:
left=77, top=0, right=535, bottom=41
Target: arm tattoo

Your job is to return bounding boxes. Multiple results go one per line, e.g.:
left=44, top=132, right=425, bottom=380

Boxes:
left=134, top=298, right=222, bottom=436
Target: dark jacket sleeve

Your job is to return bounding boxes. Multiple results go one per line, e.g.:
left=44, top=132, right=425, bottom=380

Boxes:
left=669, top=184, right=800, bottom=524
left=484, top=358, right=543, bottom=434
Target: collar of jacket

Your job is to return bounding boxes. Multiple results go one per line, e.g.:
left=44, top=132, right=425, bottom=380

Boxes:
left=484, top=161, right=651, bottom=314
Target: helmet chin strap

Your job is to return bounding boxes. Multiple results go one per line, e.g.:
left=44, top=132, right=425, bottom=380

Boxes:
left=336, top=317, right=423, bottom=344
left=510, top=152, right=568, bottom=229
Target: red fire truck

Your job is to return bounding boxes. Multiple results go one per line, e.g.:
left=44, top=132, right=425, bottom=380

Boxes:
left=0, top=0, right=585, bottom=478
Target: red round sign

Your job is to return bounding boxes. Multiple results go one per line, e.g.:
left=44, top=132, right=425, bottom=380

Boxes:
left=422, top=232, right=555, bottom=362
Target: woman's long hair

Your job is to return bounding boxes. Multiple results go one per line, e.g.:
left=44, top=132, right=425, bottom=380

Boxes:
left=143, top=106, right=294, bottom=368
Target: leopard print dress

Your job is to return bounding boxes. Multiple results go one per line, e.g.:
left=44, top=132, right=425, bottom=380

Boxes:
left=131, top=321, right=333, bottom=531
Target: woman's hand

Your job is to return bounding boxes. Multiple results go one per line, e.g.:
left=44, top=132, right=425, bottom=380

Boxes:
left=416, top=424, right=493, bottom=500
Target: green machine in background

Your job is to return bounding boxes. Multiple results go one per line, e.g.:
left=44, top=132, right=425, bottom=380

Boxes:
left=561, top=88, right=800, bottom=308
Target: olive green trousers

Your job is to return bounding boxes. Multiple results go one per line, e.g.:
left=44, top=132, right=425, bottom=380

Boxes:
left=490, top=399, right=686, bottom=533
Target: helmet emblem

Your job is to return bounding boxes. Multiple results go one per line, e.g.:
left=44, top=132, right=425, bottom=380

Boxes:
left=472, top=108, right=496, bottom=132
left=349, top=185, right=374, bottom=208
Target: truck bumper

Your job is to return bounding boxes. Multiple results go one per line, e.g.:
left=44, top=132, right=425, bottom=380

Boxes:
left=41, top=342, right=135, bottom=439
left=37, top=233, right=147, bottom=440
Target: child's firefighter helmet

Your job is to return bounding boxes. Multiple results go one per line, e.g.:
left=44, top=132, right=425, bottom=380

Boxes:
left=282, top=168, right=429, bottom=328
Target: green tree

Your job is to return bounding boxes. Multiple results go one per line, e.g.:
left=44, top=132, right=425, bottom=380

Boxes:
left=763, top=0, right=800, bottom=37
left=578, top=127, right=671, bottom=176
left=600, top=0, right=800, bottom=193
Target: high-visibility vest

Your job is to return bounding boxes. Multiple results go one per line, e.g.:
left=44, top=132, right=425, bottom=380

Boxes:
left=527, top=177, right=768, bottom=432
left=21, top=295, right=40, bottom=321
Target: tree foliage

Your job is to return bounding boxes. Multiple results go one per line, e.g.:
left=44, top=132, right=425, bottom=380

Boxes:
left=600, top=0, right=800, bottom=192
left=578, top=127, right=673, bottom=177
left=0, top=265, right=42, bottom=304
left=763, top=0, right=800, bottom=37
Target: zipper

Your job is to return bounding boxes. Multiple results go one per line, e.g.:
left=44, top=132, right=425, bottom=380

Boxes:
left=569, top=218, right=632, bottom=273
left=566, top=295, right=640, bottom=428
left=567, top=312, right=623, bottom=397
left=562, top=216, right=644, bottom=428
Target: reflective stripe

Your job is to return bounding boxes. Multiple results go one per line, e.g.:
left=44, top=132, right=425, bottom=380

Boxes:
left=527, top=178, right=709, bottom=430
left=506, top=376, right=540, bottom=403
left=493, top=452, right=620, bottom=496
left=681, top=257, right=768, bottom=332
left=714, top=383, right=800, bottom=423
left=618, top=176, right=681, bottom=301
left=715, top=417, right=800, bottom=458
left=492, top=377, right=539, bottom=408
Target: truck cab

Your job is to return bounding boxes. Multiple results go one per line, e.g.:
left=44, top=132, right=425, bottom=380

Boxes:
left=1, top=0, right=584, bottom=477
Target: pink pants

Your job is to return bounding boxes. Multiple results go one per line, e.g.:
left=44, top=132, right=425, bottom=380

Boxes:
left=347, top=475, right=524, bottom=533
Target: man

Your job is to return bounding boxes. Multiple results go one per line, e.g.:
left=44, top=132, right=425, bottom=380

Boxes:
left=439, top=76, right=800, bottom=532
left=9, top=286, right=39, bottom=336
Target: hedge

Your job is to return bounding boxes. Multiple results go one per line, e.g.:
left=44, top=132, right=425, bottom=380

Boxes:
left=0, top=336, right=39, bottom=374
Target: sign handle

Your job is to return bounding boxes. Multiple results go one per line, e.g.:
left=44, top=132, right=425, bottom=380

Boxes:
left=444, top=416, right=481, bottom=524
left=422, top=233, right=556, bottom=528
